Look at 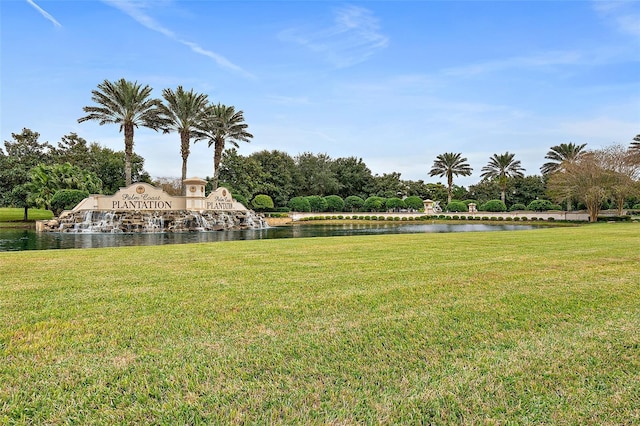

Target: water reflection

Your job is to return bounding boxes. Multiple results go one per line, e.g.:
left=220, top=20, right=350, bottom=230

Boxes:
left=0, top=223, right=535, bottom=252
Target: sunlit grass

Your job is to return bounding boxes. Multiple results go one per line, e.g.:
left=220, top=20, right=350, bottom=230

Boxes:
left=0, top=208, right=53, bottom=227
left=1, top=223, right=639, bottom=424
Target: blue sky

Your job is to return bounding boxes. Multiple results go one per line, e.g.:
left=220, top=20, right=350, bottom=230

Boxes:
left=1, top=0, right=639, bottom=187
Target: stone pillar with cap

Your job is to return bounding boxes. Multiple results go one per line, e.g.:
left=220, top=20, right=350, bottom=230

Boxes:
left=183, top=177, right=207, bottom=211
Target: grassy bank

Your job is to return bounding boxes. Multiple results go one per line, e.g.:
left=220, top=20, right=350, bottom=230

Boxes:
left=1, top=224, right=639, bottom=424
left=0, top=208, right=53, bottom=228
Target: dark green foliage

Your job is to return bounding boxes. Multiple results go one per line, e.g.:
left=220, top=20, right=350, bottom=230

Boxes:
left=404, top=196, right=423, bottom=211
left=385, top=197, right=406, bottom=211
left=344, top=196, right=365, bottom=212
left=50, top=189, right=90, bottom=215
left=509, top=203, right=527, bottom=211
left=323, top=195, right=344, bottom=212
left=527, top=199, right=557, bottom=211
left=305, top=195, right=327, bottom=212
left=251, top=194, right=274, bottom=211
left=232, top=193, right=249, bottom=208
left=363, top=196, right=386, bottom=212
left=288, top=196, right=311, bottom=212
left=481, top=200, right=507, bottom=212
left=463, top=199, right=478, bottom=206
left=446, top=200, right=467, bottom=212
left=597, top=215, right=631, bottom=222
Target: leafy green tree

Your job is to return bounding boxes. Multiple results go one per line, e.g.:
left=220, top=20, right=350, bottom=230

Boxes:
left=509, top=175, right=547, bottom=207
left=423, top=183, right=449, bottom=205
left=0, top=129, right=52, bottom=207
left=480, top=152, right=525, bottom=204
left=250, top=150, right=301, bottom=207
left=344, top=195, right=365, bottom=212
left=367, top=172, right=405, bottom=198
left=158, top=86, right=210, bottom=194
left=540, top=142, right=587, bottom=175
left=28, top=163, right=102, bottom=210
left=251, top=194, right=274, bottom=211
left=201, top=103, right=253, bottom=190
left=216, top=148, right=263, bottom=201
left=78, top=78, right=165, bottom=186
left=324, top=195, right=345, bottom=212
left=295, top=153, right=340, bottom=196
left=429, top=152, right=473, bottom=204
left=331, top=156, right=373, bottom=199
left=52, top=133, right=93, bottom=168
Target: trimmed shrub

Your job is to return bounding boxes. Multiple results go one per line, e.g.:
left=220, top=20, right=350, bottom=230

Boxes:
left=324, top=195, right=344, bottom=212
left=344, top=196, right=365, bottom=212
left=364, top=196, right=386, bottom=212
left=251, top=194, right=274, bottom=211
left=404, top=196, right=424, bottom=211
left=446, top=200, right=467, bottom=212
left=505, top=217, right=513, bottom=221
left=527, top=199, right=556, bottom=211
left=306, top=196, right=328, bottom=212
left=50, top=189, right=90, bottom=215
left=509, top=203, right=527, bottom=212
left=385, top=197, right=406, bottom=211
left=497, top=216, right=504, bottom=221
left=482, top=200, right=507, bottom=212
left=288, top=196, right=311, bottom=212
left=513, top=216, right=520, bottom=221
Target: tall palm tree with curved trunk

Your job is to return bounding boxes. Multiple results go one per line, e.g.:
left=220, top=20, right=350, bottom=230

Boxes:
left=200, top=103, right=253, bottom=190
left=429, top=152, right=473, bottom=204
left=540, top=142, right=587, bottom=175
left=78, top=78, right=164, bottom=186
left=481, top=152, right=525, bottom=204
left=157, top=86, right=209, bottom=194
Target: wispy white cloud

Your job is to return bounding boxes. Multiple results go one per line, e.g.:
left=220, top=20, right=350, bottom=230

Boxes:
left=279, top=5, right=389, bottom=68
left=101, top=0, right=254, bottom=78
left=26, top=0, right=62, bottom=28
left=593, top=0, right=640, bottom=37
left=442, top=50, right=583, bottom=78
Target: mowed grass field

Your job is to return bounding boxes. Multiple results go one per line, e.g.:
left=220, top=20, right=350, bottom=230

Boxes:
left=1, top=224, right=639, bottom=424
left=0, top=208, right=53, bottom=228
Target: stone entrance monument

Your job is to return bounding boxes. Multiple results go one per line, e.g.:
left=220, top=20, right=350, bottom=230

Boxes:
left=37, top=178, right=267, bottom=233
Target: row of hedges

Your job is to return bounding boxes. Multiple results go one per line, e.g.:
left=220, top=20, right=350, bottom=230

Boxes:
left=288, top=195, right=425, bottom=213
left=446, top=199, right=562, bottom=213
left=297, top=215, right=562, bottom=222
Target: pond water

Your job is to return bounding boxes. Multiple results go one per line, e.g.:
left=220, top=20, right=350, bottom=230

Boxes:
left=0, top=223, right=536, bottom=252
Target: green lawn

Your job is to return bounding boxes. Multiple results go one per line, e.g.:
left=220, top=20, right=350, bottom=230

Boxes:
left=0, top=208, right=53, bottom=227
left=1, top=224, right=639, bottom=424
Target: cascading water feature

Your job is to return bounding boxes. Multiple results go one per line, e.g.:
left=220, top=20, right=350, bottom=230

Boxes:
left=37, top=181, right=270, bottom=233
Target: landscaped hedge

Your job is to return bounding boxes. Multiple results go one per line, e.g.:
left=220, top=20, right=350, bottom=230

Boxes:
left=446, top=200, right=467, bottom=212
left=50, top=189, right=90, bottom=215
left=480, top=200, right=507, bottom=212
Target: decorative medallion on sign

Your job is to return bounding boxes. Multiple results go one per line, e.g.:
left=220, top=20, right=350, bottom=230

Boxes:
left=190, top=186, right=196, bottom=192
left=136, top=186, right=145, bottom=194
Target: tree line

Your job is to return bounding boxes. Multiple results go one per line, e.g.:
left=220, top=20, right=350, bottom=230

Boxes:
left=1, top=78, right=639, bottom=221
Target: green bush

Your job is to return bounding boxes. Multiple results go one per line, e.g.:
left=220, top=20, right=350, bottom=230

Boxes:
left=597, top=215, right=631, bottom=222
left=497, top=216, right=504, bottom=221
left=344, top=196, right=365, bottom=212
left=452, top=215, right=459, bottom=220
left=505, top=216, right=513, bottom=221
left=385, top=197, right=406, bottom=211
left=305, top=196, right=327, bottom=212
left=633, top=204, right=640, bottom=209
left=482, top=200, right=507, bottom=212
left=527, top=199, right=556, bottom=211
left=324, top=195, right=344, bottom=212
left=251, top=194, right=274, bottom=211
left=363, top=196, right=386, bottom=212
left=50, top=189, right=90, bottom=215
left=521, top=217, right=528, bottom=221
left=446, top=200, right=467, bottom=212
left=513, top=216, right=521, bottom=221
left=463, top=199, right=478, bottom=206
left=509, top=203, right=527, bottom=211
left=288, top=196, right=311, bottom=212
left=404, top=196, right=424, bottom=211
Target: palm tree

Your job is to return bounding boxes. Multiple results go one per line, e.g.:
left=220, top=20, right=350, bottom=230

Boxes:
left=200, top=103, right=253, bottom=190
left=157, top=86, right=209, bottom=194
left=78, top=79, right=164, bottom=186
left=480, top=152, right=525, bottom=204
left=540, top=142, right=587, bottom=175
left=429, top=152, right=473, bottom=204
